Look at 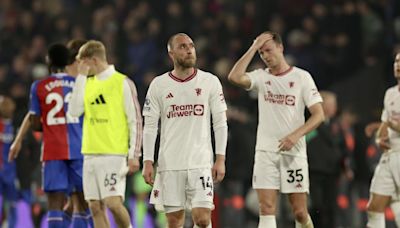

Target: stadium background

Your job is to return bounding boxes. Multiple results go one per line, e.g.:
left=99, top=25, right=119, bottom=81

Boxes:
left=1, top=0, right=400, bottom=227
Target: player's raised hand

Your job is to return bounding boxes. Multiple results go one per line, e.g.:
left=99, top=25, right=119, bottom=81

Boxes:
left=142, top=160, right=154, bottom=186
left=251, top=33, right=273, bottom=51
left=128, top=157, right=140, bottom=174
left=212, top=155, right=226, bottom=183
left=279, top=133, right=301, bottom=151
left=77, top=60, right=90, bottom=76
left=8, top=140, right=22, bottom=162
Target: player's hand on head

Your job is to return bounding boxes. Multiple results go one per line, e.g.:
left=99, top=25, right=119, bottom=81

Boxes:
left=142, top=161, right=154, bottom=186
left=212, top=159, right=226, bottom=183
left=8, top=141, right=21, bottom=162
left=251, top=33, right=273, bottom=51
left=128, top=158, right=140, bottom=174
left=77, top=60, right=90, bottom=76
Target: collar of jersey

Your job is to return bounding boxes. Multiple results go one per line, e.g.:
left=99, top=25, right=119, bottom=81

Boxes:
left=96, top=65, right=115, bottom=80
left=168, top=68, right=197, bottom=82
left=267, top=66, right=293, bottom=76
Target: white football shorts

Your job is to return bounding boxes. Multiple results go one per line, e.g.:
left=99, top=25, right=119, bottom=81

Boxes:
left=253, top=150, right=309, bottom=193
left=150, top=168, right=214, bottom=213
left=83, top=155, right=127, bottom=201
left=370, top=152, right=400, bottom=197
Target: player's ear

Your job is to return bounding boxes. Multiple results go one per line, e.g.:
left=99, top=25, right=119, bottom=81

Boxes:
left=278, top=43, right=284, bottom=52
left=167, top=51, right=174, bottom=60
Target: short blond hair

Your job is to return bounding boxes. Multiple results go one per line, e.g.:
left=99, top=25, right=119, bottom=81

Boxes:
left=167, top=33, right=190, bottom=52
left=77, top=40, right=106, bottom=60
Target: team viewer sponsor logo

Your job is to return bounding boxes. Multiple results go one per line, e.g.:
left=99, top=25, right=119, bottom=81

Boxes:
left=166, top=104, right=204, bottom=118
left=264, top=91, right=296, bottom=106
left=89, top=117, right=109, bottom=125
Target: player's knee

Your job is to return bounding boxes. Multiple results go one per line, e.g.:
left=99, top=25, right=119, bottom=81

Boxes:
left=104, top=199, right=123, bottom=213
left=259, top=201, right=276, bottom=215
left=367, top=202, right=383, bottom=212
left=71, top=193, right=86, bottom=212
left=47, top=193, right=65, bottom=210
left=367, top=198, right=385, bottom=212
left=293, top=207, right=308, bottom=223
left=88, top=201, right=102, bottom=216
left=193, top=216, right=210, bottom=228
left=167, top=216, right=184, bottom=228
left=73, top=202, right=85, bottom=213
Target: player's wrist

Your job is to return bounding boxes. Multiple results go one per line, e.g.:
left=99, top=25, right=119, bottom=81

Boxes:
left=215, top=154, right=225, bottom=162
left=129, top=156, right=140, bottom=161
left=144, top=160, right=154, bottom=165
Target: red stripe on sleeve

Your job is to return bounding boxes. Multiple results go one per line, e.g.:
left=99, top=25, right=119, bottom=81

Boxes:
left=126, top=79, right=143, bottom=156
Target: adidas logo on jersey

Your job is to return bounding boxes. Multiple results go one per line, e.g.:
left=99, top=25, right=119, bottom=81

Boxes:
left=91, top=94, right=106, bottom=105
left=166, top=93, right=174, bottom=99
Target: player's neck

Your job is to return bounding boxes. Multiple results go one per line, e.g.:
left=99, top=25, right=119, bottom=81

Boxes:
left=171, top=67, right=195, bottom=80
left=66, top=65, right=78, bottom=77
left=269, top=61, right=291, bottom=76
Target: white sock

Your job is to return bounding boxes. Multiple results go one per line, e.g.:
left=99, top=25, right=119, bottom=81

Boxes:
left=193, top=220, right=211, bottom=228
left=392, top=201, right=400, bottom=227
left=258, top=215, right=276, bottom=228
left=367, top=211, right=385, bottom=228
left=295, top=214, right=314, bottom=228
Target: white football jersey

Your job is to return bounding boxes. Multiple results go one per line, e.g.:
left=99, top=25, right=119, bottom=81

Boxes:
left=143, top=69, right=227, bottom=171
left=247, top=66, right=322, bottom=157
left=381, top=85, right=400, bottom=152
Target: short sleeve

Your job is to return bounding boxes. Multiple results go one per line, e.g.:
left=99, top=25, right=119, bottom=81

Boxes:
left=143, top=79, right=161, bottom=118
left=246, top=69, right=262, bottom=91
left=209, top=76, right=228, bottom=114
left=29, top=81, right=41, bottom=115
left=302, top=72, right=323, bottom=107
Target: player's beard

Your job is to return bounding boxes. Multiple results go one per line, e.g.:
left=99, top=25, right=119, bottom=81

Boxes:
left=177, top=56, right=196, bottom=68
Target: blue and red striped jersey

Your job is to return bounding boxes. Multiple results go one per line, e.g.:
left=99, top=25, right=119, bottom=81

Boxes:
left=29, top=73, right=83, bottom=161
left=0, top=119, right=14, bottom=170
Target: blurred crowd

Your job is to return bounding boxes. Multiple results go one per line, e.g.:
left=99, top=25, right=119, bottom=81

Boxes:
left=1, top=0, right=400, bottom=227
